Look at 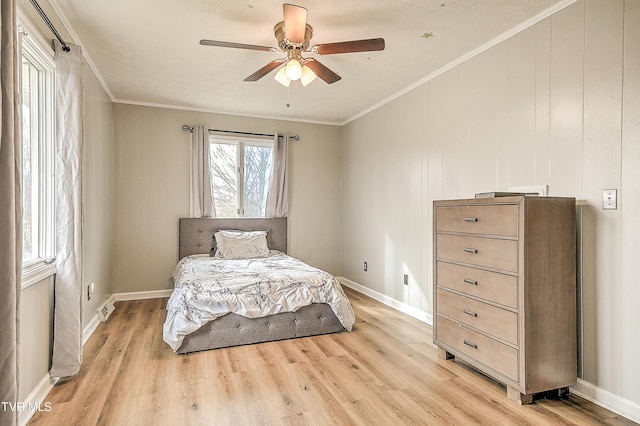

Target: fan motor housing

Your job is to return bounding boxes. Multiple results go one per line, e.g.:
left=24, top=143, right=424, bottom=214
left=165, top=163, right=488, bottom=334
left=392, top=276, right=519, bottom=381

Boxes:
left=274, top=21, right=313, bottom=51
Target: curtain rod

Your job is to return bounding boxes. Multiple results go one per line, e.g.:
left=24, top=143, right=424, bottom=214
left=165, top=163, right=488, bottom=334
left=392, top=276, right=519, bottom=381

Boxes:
left=29, top=0, right=71, bottom=52
left=181, top=125, right=300, bottom=141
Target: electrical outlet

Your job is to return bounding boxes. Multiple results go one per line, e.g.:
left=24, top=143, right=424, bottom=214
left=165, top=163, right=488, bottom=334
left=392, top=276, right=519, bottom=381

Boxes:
left=363, top=261, right=368, bottom=272
left=403, top=274, right=409, bottom=285
left=87, top=282, right=95, bottom=301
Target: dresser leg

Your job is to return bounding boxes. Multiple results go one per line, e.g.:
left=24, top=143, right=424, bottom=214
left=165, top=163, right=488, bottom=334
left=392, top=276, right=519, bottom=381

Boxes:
left=557, top=387, right=570, bottom=398
left=507, top=386, right=533, bottom=405
left=438, top=347, right=454, bottom=360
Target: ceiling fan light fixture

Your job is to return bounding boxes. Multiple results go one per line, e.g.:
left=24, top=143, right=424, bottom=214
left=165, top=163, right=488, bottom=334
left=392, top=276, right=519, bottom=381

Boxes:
left=285, top=59, right=302, bottom=80
left=274, top=67, right=291, bottom=87
left=300, top=65, right=317, bottom=86
left=201, top=5, right=384, bottom=86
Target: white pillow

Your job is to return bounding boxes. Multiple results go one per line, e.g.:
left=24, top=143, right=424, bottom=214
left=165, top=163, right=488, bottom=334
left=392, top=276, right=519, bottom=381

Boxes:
left=214, top=230, right=269, bottom=260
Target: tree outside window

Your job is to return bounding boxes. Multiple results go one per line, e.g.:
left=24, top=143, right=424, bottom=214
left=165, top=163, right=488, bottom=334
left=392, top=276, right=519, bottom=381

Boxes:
left=209, top=137, right=273, bottom=217
left=19, top=26, right=57, bottom=287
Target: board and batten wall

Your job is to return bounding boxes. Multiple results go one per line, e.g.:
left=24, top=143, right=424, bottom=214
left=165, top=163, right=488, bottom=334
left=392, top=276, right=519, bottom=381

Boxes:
left=112, top=105, right=343, bottom=294
left=16, top=0, right=640, bottom=421
left=341, top=0, right=639, bottom=411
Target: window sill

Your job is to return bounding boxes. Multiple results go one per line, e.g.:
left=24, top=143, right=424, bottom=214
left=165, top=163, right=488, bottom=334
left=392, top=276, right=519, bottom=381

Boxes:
left=22, top=262, right=56, bottom=289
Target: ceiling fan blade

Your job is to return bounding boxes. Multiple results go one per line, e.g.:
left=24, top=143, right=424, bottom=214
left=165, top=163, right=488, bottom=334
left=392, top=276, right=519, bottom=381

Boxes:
left=314, top=38, right=385, bottom=55
left=283, top=4, right=307, bottom=43
left=304, top=58, right=341, bottom=84
left=244, top=59, right=286, bottom=82
left=200, top=39, right=275, bottom=52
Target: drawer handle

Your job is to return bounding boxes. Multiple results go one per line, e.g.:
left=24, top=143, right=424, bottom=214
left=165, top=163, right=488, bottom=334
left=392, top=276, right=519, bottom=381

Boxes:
left=464, top=248, right=478, bottom=254
left=463, top=340, right=478, bottom=349
left=463, top=309, right=478, bottom=317
left=463, top=278, right=477, bottom=286
left=463, top=217, right=478, bottom=223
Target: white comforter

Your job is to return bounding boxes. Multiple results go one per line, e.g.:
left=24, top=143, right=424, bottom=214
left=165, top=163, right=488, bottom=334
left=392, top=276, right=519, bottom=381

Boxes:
left=162, top=251, right=355, bottom=351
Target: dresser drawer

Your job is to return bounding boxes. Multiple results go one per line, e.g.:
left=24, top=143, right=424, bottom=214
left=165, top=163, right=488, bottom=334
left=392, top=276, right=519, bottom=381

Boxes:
left=436, top=204, right=519, bottom=237
left=437, top=316, right=518, bottom=382
left=436, top=288, right=518, bottom=345
left=437, top=234, right=518, bottom=273
left=437, top=261, right=518, bottom=309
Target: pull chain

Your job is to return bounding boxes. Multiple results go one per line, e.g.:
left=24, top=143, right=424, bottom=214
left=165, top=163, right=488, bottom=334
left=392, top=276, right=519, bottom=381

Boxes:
left=286, top=84, right=291, bottom=108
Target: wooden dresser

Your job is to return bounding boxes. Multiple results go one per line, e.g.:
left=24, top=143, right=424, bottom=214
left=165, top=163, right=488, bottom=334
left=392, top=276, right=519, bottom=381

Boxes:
left=433, top=195, right=576, bottom=403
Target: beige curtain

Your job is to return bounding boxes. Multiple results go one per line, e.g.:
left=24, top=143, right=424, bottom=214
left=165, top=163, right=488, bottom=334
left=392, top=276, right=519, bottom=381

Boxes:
left=265, top=133, right=289, bottom=218
left=190, top=124, right=215, bottom=217
left=50, top=40, right=84, bottom=378
left=0, top=0, right=22, bottom=424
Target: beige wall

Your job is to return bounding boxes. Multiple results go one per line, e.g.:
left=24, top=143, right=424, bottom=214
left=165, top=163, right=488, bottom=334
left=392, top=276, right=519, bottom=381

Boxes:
left=82, top=56, right=116, bottom=324
left=112, top=105, right=343, bottom=293
left=620, top=0, right=640, bottom=408
left=18, top=277, right=53, bottom=402
left=17, top=0, right=640, bottom=416
left=341, top=0, right=639, bottom=406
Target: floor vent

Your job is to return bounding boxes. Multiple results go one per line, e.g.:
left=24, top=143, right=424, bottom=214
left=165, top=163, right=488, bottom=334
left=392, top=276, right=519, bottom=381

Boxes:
left=97, top=300, right=115, bottom=322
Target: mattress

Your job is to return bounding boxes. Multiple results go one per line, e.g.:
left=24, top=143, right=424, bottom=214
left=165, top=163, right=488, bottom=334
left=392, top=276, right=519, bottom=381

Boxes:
left=162, top=251, right=355, bottom=352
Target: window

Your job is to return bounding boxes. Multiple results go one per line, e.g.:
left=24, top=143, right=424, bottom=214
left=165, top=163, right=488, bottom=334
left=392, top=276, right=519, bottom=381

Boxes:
left=19, top=26, right=56, bottom=287
left=209, top=137, right=273, bottom=217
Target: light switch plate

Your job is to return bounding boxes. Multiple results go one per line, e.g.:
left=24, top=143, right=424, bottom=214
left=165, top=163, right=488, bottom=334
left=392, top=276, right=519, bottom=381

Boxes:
left=603, top=189, right=617, bottom=210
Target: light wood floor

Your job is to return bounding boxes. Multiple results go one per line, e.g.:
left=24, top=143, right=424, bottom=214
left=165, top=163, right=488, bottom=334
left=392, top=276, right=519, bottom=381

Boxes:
left=30, top=288, right=636, bottom=426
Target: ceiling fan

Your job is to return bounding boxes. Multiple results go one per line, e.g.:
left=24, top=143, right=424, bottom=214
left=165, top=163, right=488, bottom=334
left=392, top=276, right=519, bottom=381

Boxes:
left=199, top=3, right=385, bottom=87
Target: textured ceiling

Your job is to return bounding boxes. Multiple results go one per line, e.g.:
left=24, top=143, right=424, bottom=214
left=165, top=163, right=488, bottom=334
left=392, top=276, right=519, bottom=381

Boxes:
left=50, top=0, right=571, bottom=125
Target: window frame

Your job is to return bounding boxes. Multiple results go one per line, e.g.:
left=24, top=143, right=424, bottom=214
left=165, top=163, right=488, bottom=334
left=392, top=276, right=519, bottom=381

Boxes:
left=209, top=135, right=273, bottom=218
left=18, top=19, right=57, bottom=289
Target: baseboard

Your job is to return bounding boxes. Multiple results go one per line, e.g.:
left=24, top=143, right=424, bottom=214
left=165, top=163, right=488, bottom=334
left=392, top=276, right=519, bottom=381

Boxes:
left=337, top=277, right=433, bottom=325
left=26, top=284, right=640, bottom=424
left=570, top=379, right=640, bottom=423
left=82, top=295, right=116, bottom=346
left=21, top=299, right=108, bottom=425
left=82, top=291, right=168, bottom=345
left=22, top=291, right=169, bottom=423
left=337, top=277, right=639, bottom=424
left=112, top=289, right=172, bottom=301
left=18, top=374, right=58, bottom=426
left=82, top=312, right=101, bottom=346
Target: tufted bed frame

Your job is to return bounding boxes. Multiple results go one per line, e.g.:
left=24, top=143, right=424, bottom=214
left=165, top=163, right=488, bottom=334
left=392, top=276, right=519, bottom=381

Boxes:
left=175, top=217, right=346, bottom=354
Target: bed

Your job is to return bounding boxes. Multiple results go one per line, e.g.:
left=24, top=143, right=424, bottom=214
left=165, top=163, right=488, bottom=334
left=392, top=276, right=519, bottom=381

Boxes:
left=162, top=218, right=355, bottom=354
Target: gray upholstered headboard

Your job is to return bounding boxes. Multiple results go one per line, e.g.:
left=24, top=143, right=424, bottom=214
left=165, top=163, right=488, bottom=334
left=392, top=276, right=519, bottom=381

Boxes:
left=178, top=218, right=287, bottom=260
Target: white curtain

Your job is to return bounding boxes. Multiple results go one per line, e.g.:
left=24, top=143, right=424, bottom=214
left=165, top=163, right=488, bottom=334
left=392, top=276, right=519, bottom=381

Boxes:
left=265, top=133, right=289, bottom=218
left=0, top=0, right=21, bottom=423
left=190, top=124, right=215, bottom=217
left=50, top=40, right=84, bottom=378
